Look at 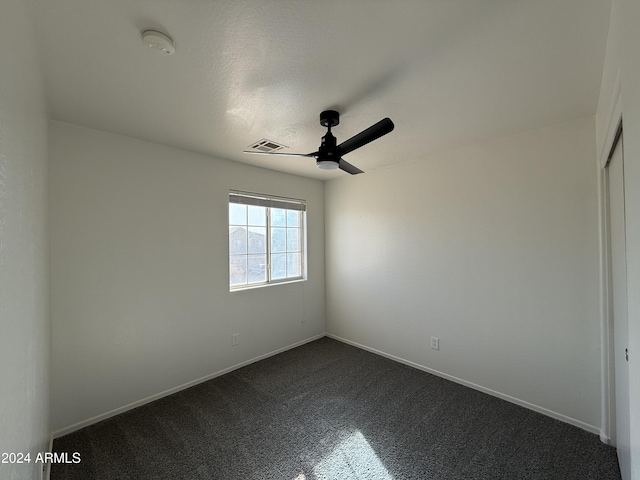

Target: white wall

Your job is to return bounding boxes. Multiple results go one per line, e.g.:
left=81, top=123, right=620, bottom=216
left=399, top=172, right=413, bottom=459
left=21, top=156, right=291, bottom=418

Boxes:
left=0, top=0, right=50, bottom=478
left=49, top=121, right=325, bottom=434
left=325, top=116, right=601, bottom=431
left=597, top=0, right=640, bottom=476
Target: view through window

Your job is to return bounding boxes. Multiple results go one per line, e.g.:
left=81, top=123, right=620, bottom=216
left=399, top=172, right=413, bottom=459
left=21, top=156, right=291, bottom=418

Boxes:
left=229, top=191, right=305, bottom=289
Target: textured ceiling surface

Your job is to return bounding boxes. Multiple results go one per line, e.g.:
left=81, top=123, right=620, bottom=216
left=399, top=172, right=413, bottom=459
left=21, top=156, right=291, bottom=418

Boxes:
left=34, top=0, right=612, bottom=179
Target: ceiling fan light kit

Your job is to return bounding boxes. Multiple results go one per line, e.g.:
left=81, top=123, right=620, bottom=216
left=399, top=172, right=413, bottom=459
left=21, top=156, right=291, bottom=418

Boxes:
left=317, top=160, right=339, bottom=170
left=243, top=110, right=394, bottom=175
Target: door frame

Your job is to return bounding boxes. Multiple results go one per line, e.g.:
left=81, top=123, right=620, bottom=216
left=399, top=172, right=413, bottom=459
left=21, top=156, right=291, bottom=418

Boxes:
left=597, top=76, right=622, bottom=445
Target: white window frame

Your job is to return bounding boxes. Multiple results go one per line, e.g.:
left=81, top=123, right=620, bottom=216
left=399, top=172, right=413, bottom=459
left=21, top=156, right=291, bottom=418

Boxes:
left=228, top=190, right=306, bottom=291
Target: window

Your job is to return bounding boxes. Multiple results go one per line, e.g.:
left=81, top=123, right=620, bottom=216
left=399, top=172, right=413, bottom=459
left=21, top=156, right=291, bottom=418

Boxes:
left=229, top=190, right=306, bottom=289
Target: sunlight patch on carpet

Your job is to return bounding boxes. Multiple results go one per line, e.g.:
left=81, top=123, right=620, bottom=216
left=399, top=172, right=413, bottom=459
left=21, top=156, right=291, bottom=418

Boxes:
left=313, top=430, right=392, bottom=480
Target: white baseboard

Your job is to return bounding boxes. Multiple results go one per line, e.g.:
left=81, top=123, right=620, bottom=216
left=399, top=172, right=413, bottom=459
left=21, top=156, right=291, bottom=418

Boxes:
left=52, top=333, right=325, bottom=438
left=326, top=333, right=601, bottom=435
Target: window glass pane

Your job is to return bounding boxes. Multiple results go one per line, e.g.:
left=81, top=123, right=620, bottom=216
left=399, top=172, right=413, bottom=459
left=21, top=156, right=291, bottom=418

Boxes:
left=286, top=227, right=300, bottom=251
left=229, top=227, right=247, bottom=255
left=271, top=253, right=286, bottom=279
left=287, top=253, right=301, bottom=277
left=272, top=208, right=286, bottom=226
left=287, top=210, right=300, bottom=227
left=248, top=227, right=266, bottom=254
left=230, top=256, right=247, bottom=285
left=247, top=205, right=266, bottom=226
left=229, top=203, right=246, bottom=225
left=271, top=227, right=286, bottom=253
left=247, top=255, right=266, bottom=283
left=229, top=193, right=305, bottom=289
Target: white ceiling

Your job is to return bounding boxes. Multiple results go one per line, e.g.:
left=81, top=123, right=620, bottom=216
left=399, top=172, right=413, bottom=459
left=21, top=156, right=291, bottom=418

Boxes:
left=33, top=0, right=612, bottom=180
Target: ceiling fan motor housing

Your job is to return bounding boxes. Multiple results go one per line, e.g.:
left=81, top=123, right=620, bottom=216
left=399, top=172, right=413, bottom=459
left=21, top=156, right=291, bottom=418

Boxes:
left=319, top=131, right=338, bottom=157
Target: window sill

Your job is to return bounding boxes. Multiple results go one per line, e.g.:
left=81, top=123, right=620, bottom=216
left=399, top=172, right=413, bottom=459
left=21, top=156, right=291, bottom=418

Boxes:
left=229, top=277, right=306, bottom=292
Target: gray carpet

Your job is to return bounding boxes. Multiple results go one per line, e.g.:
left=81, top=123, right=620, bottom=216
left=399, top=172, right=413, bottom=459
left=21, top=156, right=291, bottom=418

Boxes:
left=52, top=337, right=621, bottom=479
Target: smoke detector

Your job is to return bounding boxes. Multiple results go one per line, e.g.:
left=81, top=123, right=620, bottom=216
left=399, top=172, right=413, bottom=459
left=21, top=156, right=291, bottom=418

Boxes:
left=141, top=29, right=175, bottom=55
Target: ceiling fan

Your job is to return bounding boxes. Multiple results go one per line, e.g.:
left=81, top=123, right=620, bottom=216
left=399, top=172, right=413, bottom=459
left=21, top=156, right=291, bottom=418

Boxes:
left=243, top=110, right=394, bottom=174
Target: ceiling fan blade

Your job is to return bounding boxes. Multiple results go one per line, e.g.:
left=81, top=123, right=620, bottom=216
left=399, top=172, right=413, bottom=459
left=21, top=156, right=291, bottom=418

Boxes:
left=339, top=159, right=364, bottom=175
left=242, top=150, right=316, bottom=158
left=337, top=117, right=394, bottom=156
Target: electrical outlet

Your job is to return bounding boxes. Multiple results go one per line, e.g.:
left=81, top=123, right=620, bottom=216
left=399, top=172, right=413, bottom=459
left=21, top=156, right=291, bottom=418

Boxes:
left=232, top=333, right=239, bottom=346
left=430, top=336, right=439, bottom=350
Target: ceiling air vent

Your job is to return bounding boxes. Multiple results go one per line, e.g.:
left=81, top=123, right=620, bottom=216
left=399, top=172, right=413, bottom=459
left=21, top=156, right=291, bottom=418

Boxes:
left=247, top=139, right=287, bottom=153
